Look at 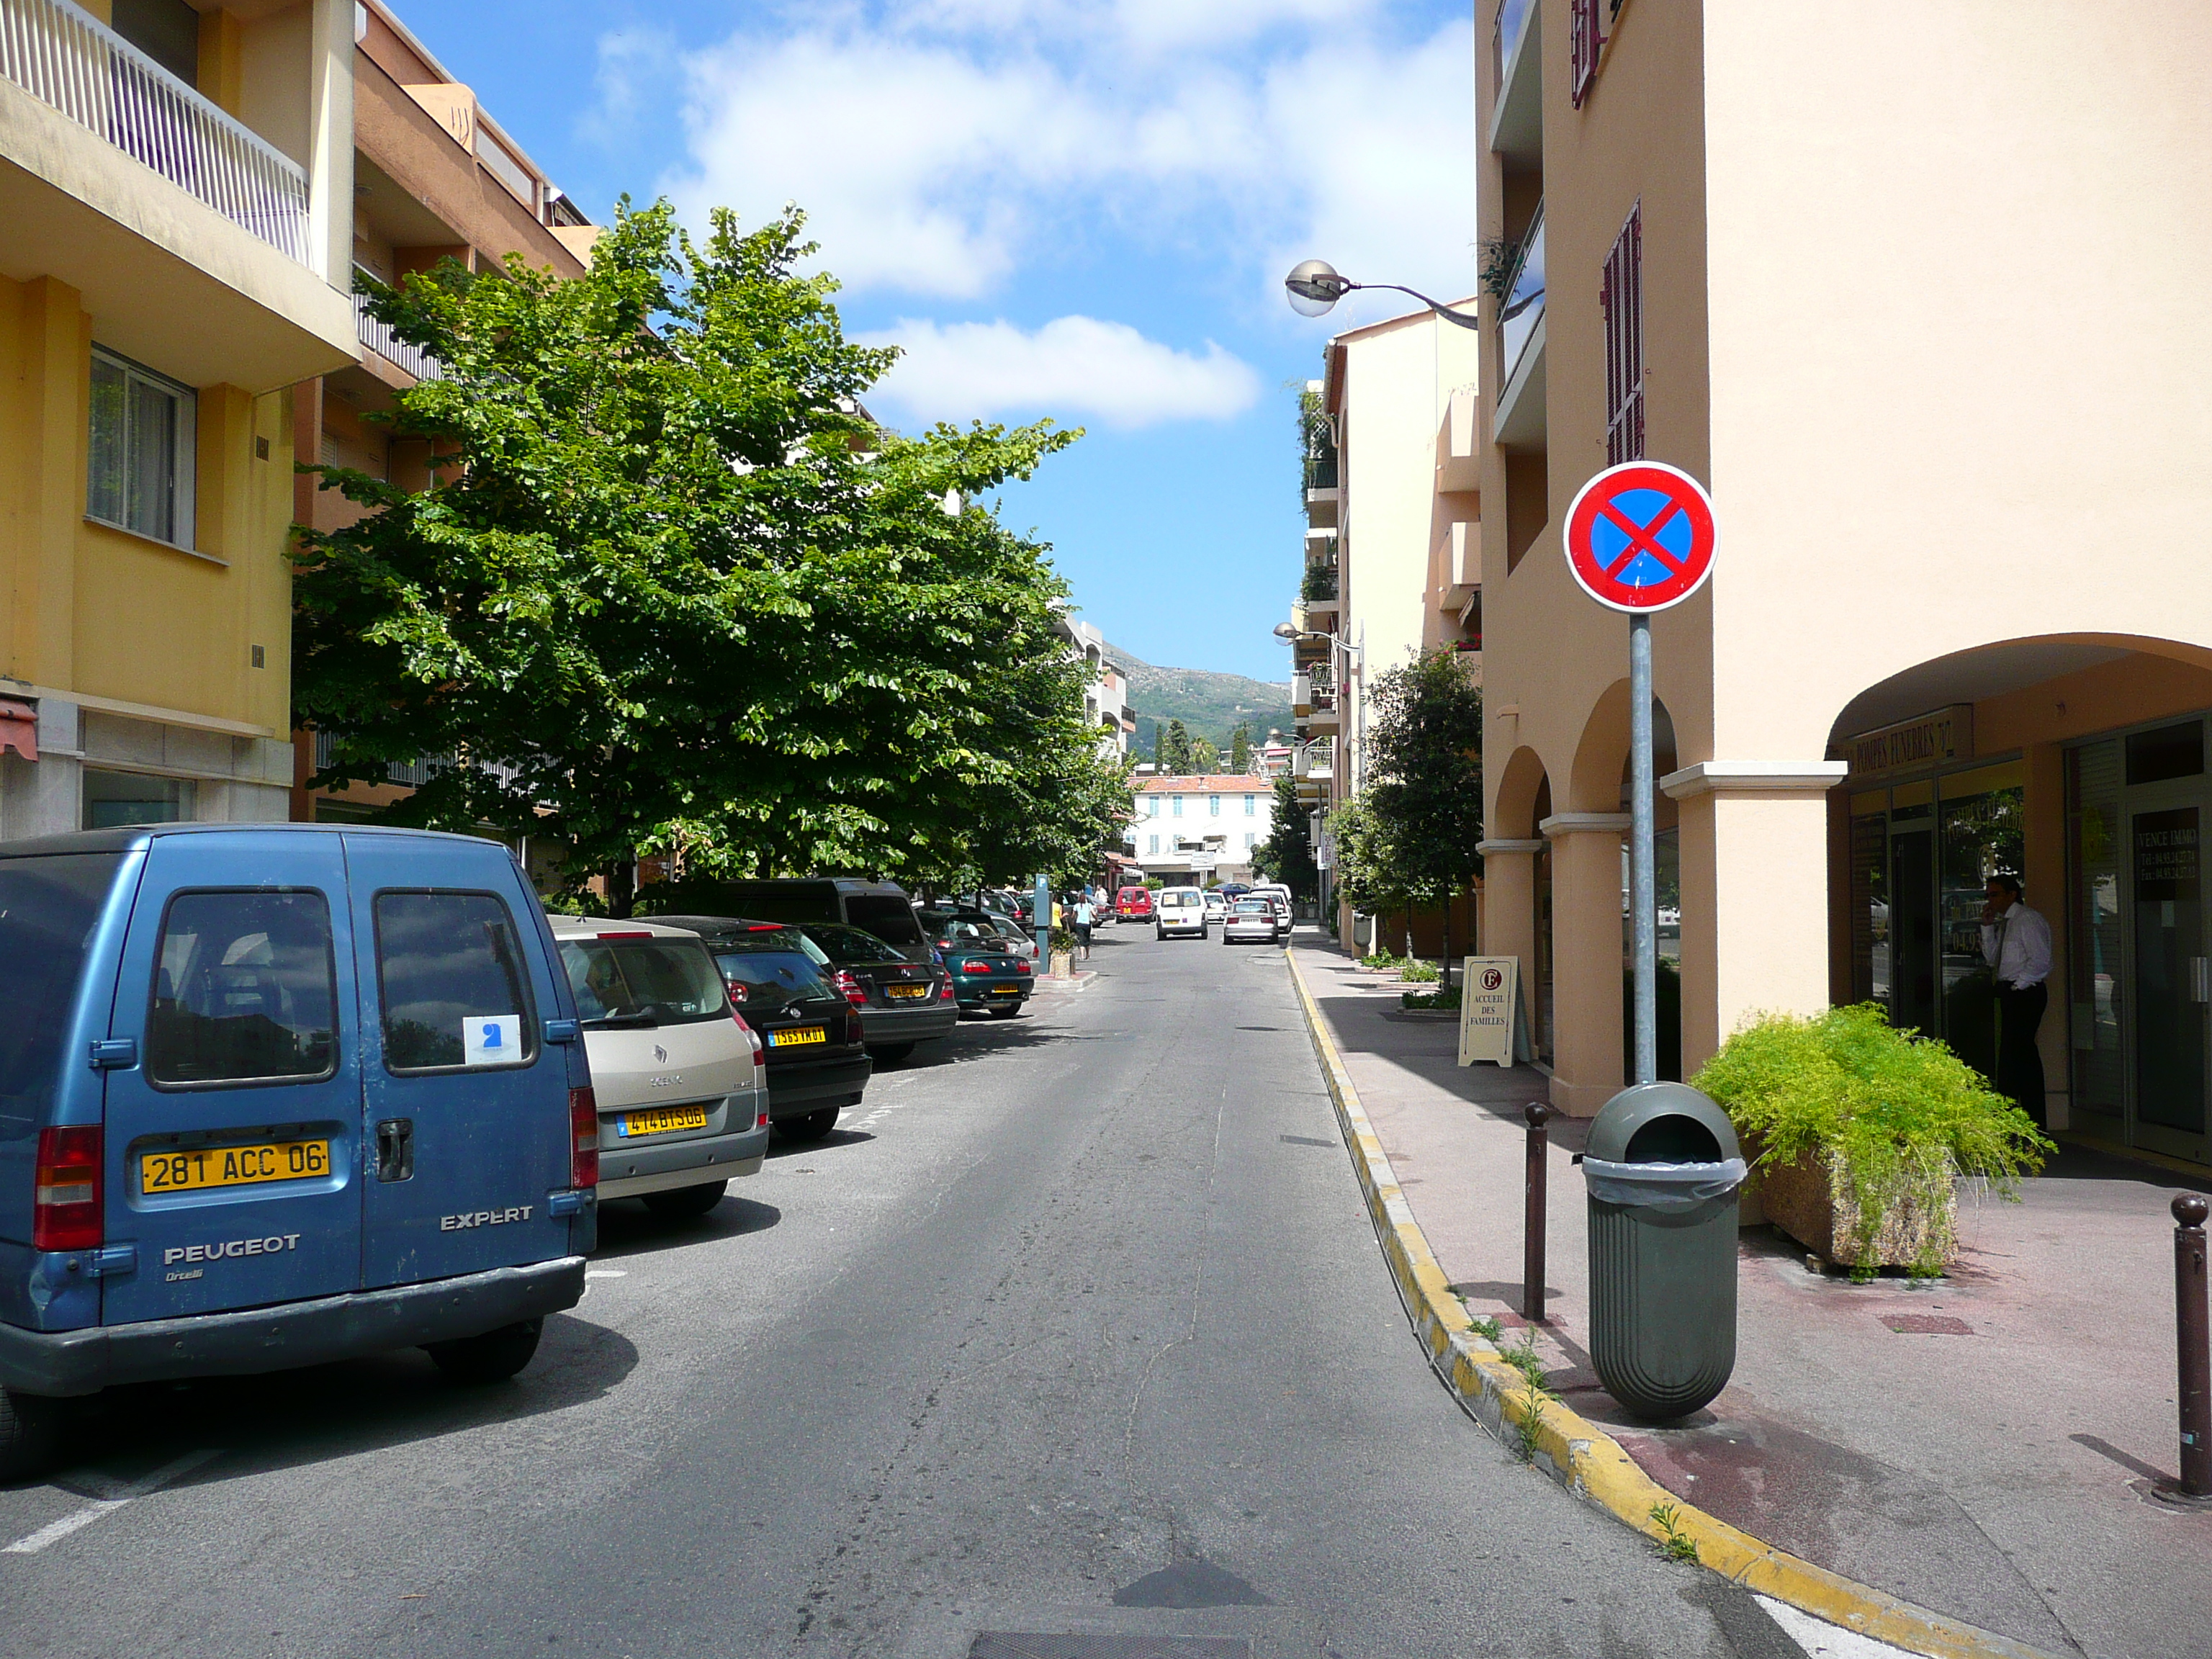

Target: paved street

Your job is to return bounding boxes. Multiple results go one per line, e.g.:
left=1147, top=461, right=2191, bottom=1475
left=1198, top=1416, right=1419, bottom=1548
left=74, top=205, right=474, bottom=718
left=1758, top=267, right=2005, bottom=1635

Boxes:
left=5, top=926, right=1834, bottom=1658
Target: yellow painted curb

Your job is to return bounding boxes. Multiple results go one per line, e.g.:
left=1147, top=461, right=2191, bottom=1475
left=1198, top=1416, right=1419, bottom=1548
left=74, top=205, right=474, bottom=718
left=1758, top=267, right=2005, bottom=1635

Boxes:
left=1282, top=948, right=2056, bottom=1659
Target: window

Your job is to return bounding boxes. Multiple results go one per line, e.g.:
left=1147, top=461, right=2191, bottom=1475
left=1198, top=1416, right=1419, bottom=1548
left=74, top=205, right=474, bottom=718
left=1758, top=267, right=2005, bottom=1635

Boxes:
left=842, top=894, right=927, bottom=948
left=1244, top=833, right=1257, bottom=850
left=0, top=855, right=122, bottom=1122
left=84, top=768, right=192, bottom=830
left=1172, top=796, right=1183, bottom=817
left=1209, top=795, right=1220, bottom=816
left=1569, top=0, right=1606, bottom=107
left=1244, top=795, right=1256, bottom=815
left=148, top=891, right=338, bottom=1087
left=1148, top=835, right=1160, bottom=855
left=374, top=891, right=537, bottom=1072
left=563, top=936, right=741, bottom=1019
left=1602, top=203, right=1643, bottom=466
left=112, top=0, right=202, bottom=85
left=89, top=348, right=195, bottom=547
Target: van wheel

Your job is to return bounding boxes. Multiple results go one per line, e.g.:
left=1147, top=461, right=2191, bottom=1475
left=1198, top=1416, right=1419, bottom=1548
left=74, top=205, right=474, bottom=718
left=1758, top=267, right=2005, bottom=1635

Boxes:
left=0, top=1389, right=63, bottom=1482
left=642, top=1180, right=727, bottom=1220
left=426, top=1318, right=543, bottom=1385
left=781, top=1108, right=840, bottom=1143
left=867, top=1043, right=916, bottom=1064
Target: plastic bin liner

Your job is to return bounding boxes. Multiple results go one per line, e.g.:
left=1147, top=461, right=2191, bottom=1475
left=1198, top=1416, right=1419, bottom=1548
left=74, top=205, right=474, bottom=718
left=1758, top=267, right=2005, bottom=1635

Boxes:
left=1581, top=1156, right=1747, bottom=1212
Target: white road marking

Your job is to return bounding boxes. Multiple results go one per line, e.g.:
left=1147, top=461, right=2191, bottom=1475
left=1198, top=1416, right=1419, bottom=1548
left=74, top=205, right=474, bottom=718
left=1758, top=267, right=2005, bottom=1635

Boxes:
left=5, top=1448, right=222, bottom=1555
left=583, top=1269, right=626, bottom=1279
left=1756, top=1595, right=1921, bottom=1659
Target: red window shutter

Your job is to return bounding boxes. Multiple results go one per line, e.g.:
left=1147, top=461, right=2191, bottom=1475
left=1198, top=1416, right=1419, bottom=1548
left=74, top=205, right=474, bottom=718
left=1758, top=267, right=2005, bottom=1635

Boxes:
left=1570, top=0, right=1604, bottom=108
left=1602, top=203, right=1643, bottom=466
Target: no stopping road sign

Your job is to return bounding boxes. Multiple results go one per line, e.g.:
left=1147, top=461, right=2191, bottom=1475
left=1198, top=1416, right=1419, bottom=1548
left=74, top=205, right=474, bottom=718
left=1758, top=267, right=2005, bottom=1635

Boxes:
left=1563, top=461, right=1717, bottom=613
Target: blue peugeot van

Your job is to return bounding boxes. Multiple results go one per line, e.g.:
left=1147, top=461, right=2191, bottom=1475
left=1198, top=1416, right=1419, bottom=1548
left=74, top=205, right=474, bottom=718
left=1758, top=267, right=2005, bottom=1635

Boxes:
left=0, top=824, right=597, bottom=1477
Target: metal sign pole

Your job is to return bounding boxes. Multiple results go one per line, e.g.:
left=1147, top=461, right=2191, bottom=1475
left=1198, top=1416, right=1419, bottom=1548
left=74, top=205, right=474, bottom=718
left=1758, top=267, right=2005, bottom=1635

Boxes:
left=1629, top=615, right=1658, bottom=1086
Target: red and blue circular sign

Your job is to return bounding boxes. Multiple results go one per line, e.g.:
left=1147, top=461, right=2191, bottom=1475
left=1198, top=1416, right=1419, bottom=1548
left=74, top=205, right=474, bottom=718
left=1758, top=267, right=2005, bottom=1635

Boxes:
left=1563, top=461, right=1717, bottom=613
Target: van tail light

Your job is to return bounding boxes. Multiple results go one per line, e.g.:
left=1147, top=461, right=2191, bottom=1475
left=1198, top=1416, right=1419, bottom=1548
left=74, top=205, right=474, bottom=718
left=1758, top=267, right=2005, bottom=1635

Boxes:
left=730, top=1007, right=764, bottom=1065
left=568, top=1087, right=600, bottom=1190
left=32, top=1125, right=102, bottom=1252
left=832, top=968, right=868, bottom=1007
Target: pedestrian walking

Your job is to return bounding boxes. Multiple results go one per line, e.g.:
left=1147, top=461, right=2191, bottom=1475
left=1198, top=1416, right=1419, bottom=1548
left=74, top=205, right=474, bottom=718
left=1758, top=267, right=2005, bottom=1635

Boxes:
left=1979, top=874, right=2051, bottom=1125
left=1074, top=894, right=1094, bottom=958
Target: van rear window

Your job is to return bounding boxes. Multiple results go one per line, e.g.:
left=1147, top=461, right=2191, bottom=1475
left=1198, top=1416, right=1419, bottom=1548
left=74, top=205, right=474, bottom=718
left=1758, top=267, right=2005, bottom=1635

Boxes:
left=375, top=891, right=538, bottom=1071
left=149, top=891, right=338, bottom=1087
left=0, top=853, right=122, bottom=1123
left=562, top=937, right=732, bottom=1027
left=842, top=895, right=924, bottom=946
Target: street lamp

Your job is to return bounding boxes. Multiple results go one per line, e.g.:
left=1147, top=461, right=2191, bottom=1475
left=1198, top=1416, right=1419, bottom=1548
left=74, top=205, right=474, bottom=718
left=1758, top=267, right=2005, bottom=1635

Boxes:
left=1283, top=259, right=1480, bottom=331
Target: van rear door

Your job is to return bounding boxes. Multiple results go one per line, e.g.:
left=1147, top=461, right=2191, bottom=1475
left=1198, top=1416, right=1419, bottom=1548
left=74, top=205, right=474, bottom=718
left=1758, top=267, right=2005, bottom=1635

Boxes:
left=100, top=832, right=364, bottom=1324
left=345, top=837, right=572, bottom=1289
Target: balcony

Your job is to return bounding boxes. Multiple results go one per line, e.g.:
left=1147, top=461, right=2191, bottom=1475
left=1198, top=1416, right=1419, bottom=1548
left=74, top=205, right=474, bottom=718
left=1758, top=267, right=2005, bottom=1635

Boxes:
left=0, top=0, right=355, bottom=389
left=1494, top=206, right=1546, bottom=448
left=353, top=268, right=445, bottom=382
left=1440, top=520, right=1480, bottom=611
left=1488, top=0, right=1541, bottom=168
left=1438, top=382, right=1480, bottom=492
left=1304, top=451, right=1339, bottom=529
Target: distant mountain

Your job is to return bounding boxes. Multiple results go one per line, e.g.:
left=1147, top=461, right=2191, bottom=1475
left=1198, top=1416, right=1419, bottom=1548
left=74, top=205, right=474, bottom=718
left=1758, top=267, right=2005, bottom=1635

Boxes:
left=1105, top=641, right=1295, bottom=760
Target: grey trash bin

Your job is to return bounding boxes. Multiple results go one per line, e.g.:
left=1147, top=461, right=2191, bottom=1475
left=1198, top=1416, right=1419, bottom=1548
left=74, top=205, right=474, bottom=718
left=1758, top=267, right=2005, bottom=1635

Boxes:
left=1581, top=1081, right=1747, bottom=1421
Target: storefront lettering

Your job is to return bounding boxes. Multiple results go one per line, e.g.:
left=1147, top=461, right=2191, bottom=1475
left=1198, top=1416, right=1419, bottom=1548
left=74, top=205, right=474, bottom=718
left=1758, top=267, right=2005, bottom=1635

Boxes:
left=1846, top=706, right=1974, bottom=776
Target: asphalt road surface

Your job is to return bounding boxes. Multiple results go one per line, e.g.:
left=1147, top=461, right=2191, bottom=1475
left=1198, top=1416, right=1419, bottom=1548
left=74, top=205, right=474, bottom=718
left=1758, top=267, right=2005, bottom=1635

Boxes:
left=0, top=924, right=1825, bottom=1658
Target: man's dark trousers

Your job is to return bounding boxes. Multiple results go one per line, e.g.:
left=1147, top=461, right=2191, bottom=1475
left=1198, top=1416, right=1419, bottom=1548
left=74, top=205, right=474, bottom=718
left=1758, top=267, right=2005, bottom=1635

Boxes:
left=1995, top=980, right=2048, bottom=1125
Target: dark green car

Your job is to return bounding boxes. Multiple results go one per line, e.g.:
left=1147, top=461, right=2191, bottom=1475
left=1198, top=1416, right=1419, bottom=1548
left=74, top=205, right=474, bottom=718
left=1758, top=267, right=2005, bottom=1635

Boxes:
left=918, top=910, right=1034, bottom=1017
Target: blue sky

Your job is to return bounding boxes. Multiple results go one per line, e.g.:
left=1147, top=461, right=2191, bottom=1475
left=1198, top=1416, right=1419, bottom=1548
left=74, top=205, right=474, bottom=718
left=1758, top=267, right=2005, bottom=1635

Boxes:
left=401, top=1, right=1474, bottom=680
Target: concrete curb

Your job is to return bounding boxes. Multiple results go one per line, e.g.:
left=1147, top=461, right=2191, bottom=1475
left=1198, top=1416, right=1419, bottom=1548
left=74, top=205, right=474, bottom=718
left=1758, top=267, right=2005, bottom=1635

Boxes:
left=1282, top=948, right=2056, bottom=1659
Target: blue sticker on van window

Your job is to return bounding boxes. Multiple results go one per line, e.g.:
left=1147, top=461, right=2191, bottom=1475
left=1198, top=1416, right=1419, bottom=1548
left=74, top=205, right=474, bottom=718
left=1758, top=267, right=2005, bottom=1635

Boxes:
left=462, top=1015, right=523, bottom=1066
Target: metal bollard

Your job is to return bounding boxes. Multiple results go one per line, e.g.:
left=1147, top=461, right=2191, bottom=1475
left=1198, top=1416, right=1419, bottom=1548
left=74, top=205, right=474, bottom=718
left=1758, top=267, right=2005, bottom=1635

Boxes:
left=2177, top=1194, right=2211, bottom=1500
left=1524, top=1102, right=1551, bottom=1326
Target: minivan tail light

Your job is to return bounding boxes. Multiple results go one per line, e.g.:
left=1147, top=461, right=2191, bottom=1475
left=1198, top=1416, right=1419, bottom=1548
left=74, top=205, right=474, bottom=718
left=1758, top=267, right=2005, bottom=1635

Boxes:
left=32, top=1125, right=102, bottom=1253
left=730, top=1007, right=764, bottom=1064
left=568, top=1087, right=600, bottom=1189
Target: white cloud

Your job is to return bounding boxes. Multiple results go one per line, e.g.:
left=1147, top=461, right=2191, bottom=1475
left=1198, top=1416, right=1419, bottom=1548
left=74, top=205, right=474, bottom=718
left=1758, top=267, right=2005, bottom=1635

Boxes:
left=858, top=316, right=1262, bottom=429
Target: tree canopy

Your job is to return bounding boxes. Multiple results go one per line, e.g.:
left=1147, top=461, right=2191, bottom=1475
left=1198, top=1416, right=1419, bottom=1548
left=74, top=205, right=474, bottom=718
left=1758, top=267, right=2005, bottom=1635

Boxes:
left=293, top=201, right=1126, bottom=909
left=1251, top=773, right=1316, bottom=899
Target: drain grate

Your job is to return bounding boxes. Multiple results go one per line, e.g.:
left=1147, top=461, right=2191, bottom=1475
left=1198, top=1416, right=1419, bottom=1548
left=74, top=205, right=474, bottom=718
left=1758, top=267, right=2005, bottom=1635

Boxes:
left=1881, top=1313, right=1973, bottom=1335
left=970, top=1640, right=1249, bottom=1659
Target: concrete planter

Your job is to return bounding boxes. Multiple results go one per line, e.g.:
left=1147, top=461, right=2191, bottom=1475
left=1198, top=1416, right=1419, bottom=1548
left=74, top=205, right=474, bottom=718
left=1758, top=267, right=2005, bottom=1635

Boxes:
left=1753, top=1145, right=1959, bottom=1273
left=1050, top=950, right=1073, bottom=979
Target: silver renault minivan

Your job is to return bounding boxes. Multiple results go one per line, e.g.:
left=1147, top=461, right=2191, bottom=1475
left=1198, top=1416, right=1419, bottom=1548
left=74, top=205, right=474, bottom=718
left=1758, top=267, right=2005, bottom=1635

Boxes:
left=549, top=917, right=770, bottom=1219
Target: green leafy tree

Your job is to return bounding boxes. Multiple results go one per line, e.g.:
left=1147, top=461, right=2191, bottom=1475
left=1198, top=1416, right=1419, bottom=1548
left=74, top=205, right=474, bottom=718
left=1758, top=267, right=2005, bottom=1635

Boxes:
left=1189, top=736, right=1220, bottom=774
left=1228, top=724, right=1253, bottom=775
left=292, top=201, right=1089, bottom=914
left=1326, top=794, right=1413, bottom=917
left=1155, top=719, right=1195, bottom=773
left=1355, top=648, right=1485, bottom=981
left=1250, top=773, right=1316, bottom=899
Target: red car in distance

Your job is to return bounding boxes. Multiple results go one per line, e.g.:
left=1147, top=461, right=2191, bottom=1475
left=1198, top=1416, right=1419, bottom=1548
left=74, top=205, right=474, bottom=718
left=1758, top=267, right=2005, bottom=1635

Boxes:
left=1115, top=886, right=1154, bottom=922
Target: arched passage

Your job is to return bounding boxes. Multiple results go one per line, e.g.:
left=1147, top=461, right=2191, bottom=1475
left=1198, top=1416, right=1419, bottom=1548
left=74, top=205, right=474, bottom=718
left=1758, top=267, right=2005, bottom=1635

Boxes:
left=1480, top=746, right=1555, bottom=1068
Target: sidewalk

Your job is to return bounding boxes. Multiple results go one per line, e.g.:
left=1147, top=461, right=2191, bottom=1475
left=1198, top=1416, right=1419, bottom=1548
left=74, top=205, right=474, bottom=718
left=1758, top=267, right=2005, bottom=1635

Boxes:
left=1291, top=935, right=2212, bottom=1659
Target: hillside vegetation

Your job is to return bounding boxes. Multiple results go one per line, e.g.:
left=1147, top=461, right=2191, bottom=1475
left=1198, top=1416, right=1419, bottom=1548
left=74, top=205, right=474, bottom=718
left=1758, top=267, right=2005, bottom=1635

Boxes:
left=1105, top=640, right=1294, bottom=760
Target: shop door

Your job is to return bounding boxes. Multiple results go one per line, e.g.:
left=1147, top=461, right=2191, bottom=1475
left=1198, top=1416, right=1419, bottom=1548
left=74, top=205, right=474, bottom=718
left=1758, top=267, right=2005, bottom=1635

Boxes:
left=2128, top=801, right=2211, bottom=1160
left=1889, top=830, right=1940, bottom=1039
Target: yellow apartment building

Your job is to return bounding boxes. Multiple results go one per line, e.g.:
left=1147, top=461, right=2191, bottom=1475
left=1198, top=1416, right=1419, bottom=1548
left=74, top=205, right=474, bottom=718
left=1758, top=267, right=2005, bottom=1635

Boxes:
left=0, top=0, right=359, bottom=837
left=1473, top=0, right=2212, bottom=1172
left=293, top=0, right=593, bottom=840
left=1294, top=307, right=1482, bottom=945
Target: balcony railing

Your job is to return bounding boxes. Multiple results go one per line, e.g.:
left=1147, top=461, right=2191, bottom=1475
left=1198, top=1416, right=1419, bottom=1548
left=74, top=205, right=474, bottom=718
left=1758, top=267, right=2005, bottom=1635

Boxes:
left=353, top=269, right=444, bottom=382
left=0, top=0, right=313, bottom=267
left=1300, top=561, right=1338, bottom=603
left=1499, top=204, right=1545, bottom=391
left=1304, top=453, right=1339, bottom=493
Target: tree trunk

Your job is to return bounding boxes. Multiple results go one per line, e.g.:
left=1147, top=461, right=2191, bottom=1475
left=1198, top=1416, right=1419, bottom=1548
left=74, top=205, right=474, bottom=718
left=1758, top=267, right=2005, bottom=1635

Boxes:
left=606, top=859, right=637, bottom=920
left=1442, top=902, right=1455, bottom=990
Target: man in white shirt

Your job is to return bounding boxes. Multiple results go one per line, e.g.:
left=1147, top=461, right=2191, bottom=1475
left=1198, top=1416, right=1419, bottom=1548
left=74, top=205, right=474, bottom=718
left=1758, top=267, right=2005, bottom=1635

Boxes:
left=1979, top=874, right=2052, bottom=1125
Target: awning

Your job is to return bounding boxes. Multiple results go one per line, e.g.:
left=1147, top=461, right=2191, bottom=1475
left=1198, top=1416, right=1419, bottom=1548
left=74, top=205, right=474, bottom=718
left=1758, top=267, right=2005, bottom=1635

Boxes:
left=0, top=698, right=36, bottom=761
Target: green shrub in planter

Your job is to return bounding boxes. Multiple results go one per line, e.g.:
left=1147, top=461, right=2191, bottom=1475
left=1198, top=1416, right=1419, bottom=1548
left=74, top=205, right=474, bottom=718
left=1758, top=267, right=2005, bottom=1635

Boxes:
left=1398, top=958, right=1441, bottom=984
left=1690, top=1003, right=2054, bottom=1276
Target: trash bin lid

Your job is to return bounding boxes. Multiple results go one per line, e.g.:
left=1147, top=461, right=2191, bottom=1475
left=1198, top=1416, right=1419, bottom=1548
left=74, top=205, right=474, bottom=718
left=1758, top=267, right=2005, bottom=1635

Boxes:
left=1586, top=1080, right=1740, bottom=1165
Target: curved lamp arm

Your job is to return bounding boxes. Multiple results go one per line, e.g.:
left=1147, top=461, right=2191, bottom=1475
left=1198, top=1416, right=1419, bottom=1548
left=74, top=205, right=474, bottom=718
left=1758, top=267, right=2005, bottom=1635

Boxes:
left=1285, top=261, right=1480, bottom=331
left=1346, top=282, right=1482, bottom=331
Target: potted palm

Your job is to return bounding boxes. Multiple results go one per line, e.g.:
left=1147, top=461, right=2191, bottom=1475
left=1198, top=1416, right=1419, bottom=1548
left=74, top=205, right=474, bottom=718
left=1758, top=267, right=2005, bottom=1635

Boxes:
left=1691, top=1004, right=2054, bottom=1278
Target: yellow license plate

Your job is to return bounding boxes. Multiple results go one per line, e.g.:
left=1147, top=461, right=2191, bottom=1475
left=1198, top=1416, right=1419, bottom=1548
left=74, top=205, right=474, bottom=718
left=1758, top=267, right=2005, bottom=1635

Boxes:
left=768, top=1025, right=827, bottom=1047
left=618, top=1105, right=709, bottom=1139
left=991, top=986, right=1022, bottom=996
left=141, top=1139, right=330, bottom=1195
left=887, top=984, right=928, bottom=999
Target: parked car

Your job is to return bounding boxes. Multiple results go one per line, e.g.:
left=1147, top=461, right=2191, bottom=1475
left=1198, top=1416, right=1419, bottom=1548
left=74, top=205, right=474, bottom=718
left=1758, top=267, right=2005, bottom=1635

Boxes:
left=647, top=878, right=933, bottom=965
left=1223, top=897, right=1279, bottom=945
left=1251, top=884, right=1295, bottom=941
left=651, top=918, right=871, bottom=1141
left=0, top=824, right=593, bottom=1478
left=920, top=906, right=1039, bottom=963
left=919, top=913, right=1035, bottom=1017
left=1202, top=891, right=1228, bottom=922
left=794, top=921, right=957, bottom=1062
left=1115, top=886, right=1155, bottom=922
left=549, top=917, right=770, bottom=1218
left=1155, top=886, right=1208, bottom=940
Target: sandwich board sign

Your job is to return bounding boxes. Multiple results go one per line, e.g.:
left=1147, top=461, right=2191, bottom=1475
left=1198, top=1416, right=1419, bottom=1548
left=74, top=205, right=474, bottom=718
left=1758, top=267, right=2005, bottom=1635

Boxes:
left=1457, top=957, right=1522, bottom=1068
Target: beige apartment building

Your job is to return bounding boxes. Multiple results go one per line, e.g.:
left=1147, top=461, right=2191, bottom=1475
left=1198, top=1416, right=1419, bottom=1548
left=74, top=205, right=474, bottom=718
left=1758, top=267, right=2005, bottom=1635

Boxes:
left=293, top=0, right=593, bottom=835
left=1294, top=306, right=1482, bottom=943
left=1472, top=0, right=2212, bottom=1169
left=0, top=0, right=359, bottom=839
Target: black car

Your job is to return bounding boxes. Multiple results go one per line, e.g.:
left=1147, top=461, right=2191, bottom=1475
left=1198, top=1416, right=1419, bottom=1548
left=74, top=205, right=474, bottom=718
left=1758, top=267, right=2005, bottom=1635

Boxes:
left=917, top=910, right=1035, bottom=1017
left=652, top=916, right=871, bottom=1141
left=797, top=922, right=957, bottom=1063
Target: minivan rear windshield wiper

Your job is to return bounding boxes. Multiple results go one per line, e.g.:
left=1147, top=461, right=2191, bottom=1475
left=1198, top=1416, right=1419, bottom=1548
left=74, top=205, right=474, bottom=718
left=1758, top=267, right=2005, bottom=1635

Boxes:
left=583, top=1012, right=660, bottom=1029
